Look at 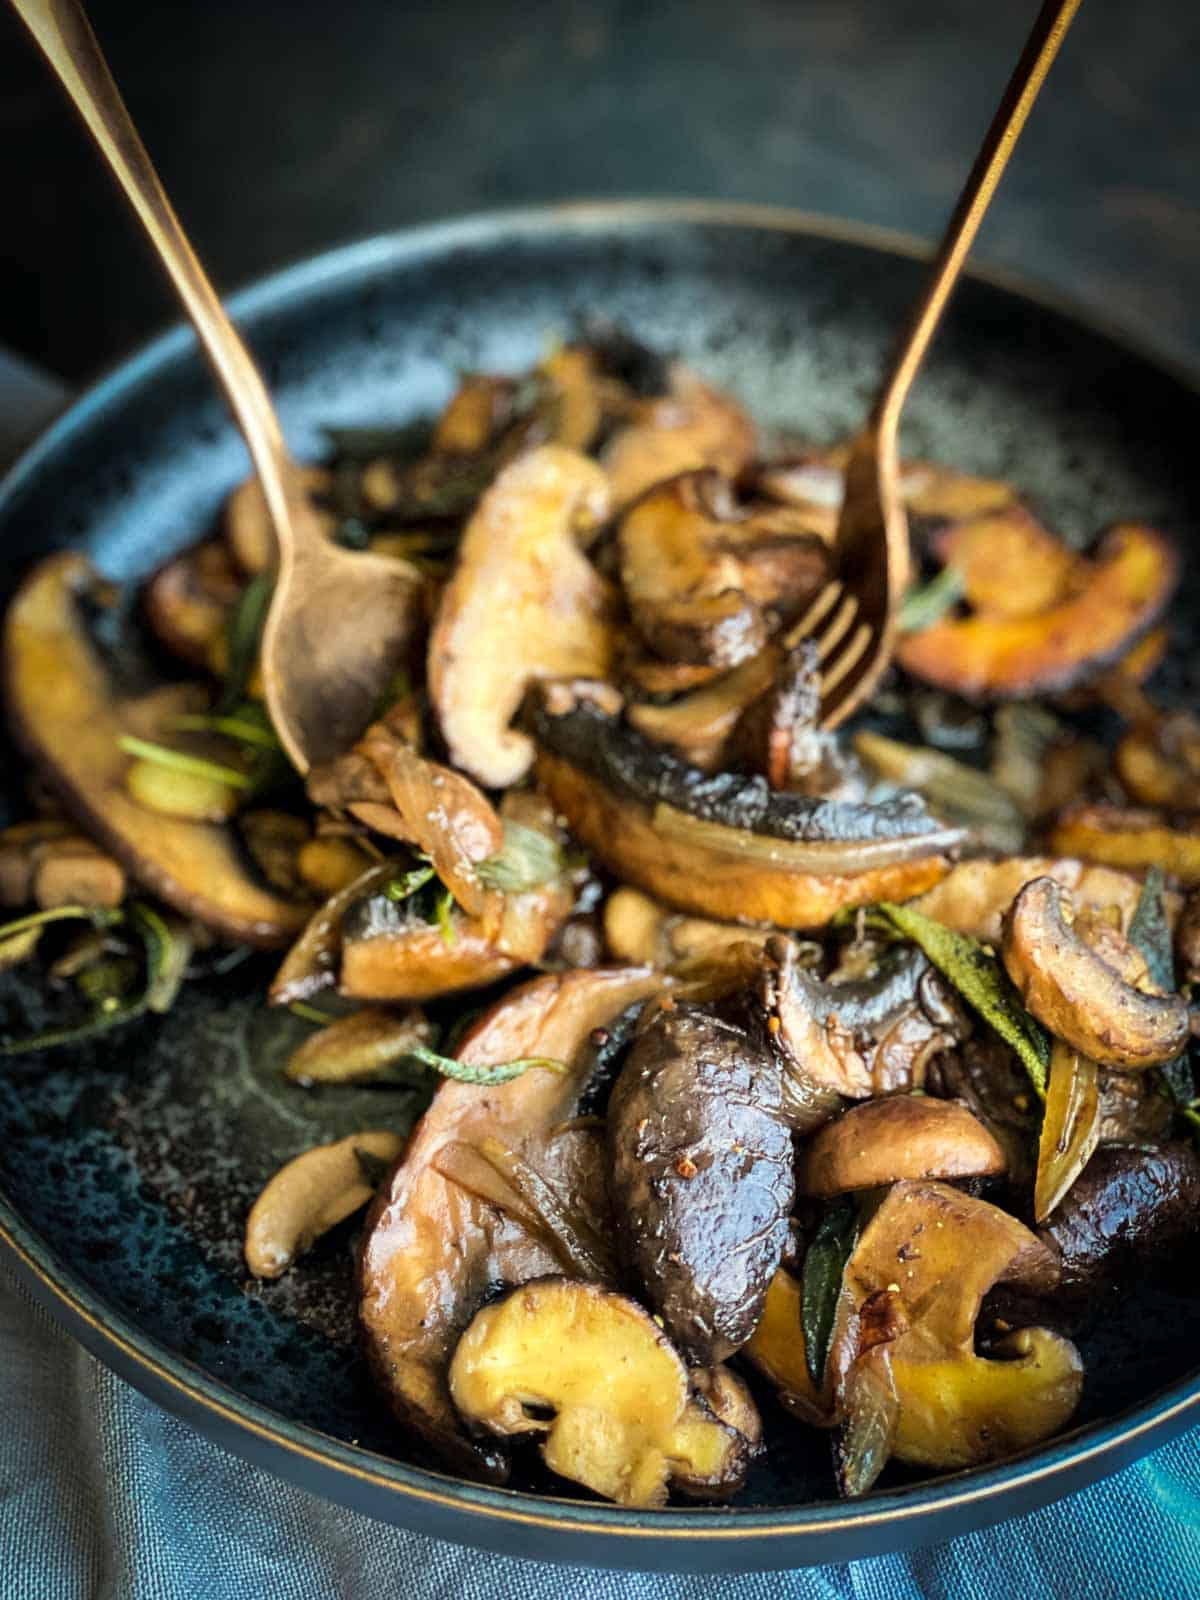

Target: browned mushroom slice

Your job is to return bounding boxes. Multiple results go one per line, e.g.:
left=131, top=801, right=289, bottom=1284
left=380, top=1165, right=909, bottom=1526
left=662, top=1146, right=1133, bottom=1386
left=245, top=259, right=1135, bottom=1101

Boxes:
left=761, top=937, right=968, bottom=1110
left=4, top=554, right=308, bottom=947
left=358, top=966, right=663, bottom=1479
left=448, top=1278, right=748, bottom=1506
left=828, top=1181, right=1080, bottom=1491
left=910, top=856, right=1153, bottom=946
left=1047, top=803, right=1200, bottom=885
left=338, top=856, right=575, bottom=1002
left=527, top=682, right=961, bottom=929
left=143, top=540, right=242, bottom=668
left=627, top=651, right=779, bottom=771
left=1001, top=876, right=1189, bottom=1071
left=602, top=368, right=757, bottom=508
left=1115, top=710, right=1200, bottom=809
left=797, top=1097, right=1006, bottom=1196
left=602, top=885, right=775, bottom=973
left=897, top=524, right=1178, bottom=700
left=930, top=506, right=1079, bottom=620
left=607, top=1002, right=794, bottom=1363
left=428, top=445, right=615, bottom=789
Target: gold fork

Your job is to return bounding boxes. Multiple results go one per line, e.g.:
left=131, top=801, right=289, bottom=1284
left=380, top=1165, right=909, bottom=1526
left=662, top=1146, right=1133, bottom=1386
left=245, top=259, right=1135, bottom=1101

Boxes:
left=803, top=0, right=1083, bottom=729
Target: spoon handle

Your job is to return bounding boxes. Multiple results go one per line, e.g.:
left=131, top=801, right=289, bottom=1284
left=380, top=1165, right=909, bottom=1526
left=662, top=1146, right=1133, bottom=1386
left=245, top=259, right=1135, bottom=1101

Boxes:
left=10, top=0, right=295, bottom=525
left=874, top=0, right=1082, bottom=443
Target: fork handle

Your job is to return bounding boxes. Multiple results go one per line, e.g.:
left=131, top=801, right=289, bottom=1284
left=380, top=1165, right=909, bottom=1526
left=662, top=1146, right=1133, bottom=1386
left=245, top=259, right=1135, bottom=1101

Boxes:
left=874, top=0, right=1082, bottom=443
left=10, top=0, right=295, bottom=528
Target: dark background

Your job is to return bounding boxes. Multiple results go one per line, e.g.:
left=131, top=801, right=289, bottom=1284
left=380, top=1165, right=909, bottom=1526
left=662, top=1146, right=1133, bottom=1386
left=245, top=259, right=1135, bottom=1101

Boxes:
left=1, top=0, right=1198, bottom=384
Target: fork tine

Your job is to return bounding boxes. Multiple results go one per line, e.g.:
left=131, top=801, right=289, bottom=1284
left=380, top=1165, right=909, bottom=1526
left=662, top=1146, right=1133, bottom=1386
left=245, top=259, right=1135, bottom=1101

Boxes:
left=819, top=621, right=873, bottom=702
left=782, top=579, right=843, bottom=650
left=812, top=594, right=859, bottom=665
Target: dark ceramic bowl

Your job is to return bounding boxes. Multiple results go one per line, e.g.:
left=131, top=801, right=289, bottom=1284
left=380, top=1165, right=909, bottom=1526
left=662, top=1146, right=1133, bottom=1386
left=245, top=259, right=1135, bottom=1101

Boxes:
left=1, top=203, right=1198, bottom=1572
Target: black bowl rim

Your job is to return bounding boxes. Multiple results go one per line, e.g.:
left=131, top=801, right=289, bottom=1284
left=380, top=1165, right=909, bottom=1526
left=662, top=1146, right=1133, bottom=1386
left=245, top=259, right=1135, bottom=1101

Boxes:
left=1, top=197, right=1197, bottom=1550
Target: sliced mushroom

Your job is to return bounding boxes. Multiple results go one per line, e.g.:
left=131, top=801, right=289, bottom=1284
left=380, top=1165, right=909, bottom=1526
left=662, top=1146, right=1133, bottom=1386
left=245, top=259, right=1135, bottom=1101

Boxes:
left=0, top=820, right=72, bottom=906
left=1047, top=803, right=1200, bottom=885
left=743, top=1267, right=831, bottom=1425
left=30, top=836, right=127, bottom=910
left=3, top=555, right=308, bottom=946
left=607, top=1002, right=794, bottom=1362
left=762, top=936, right=968, bottom=1109
left=244, top=1129, right=403, bottom=1279
left=798, top=1097, right=1006, bottom=1197
left=358, top=966, right=663, bottom=1479
left=931, top=505, right=1079, bottom=620
left=143, top=540, right=241, bottom=667
left=603, top=885, right=775, bottom=972
left=1001, top=877, right=1189, bottom=1071
left=627, top=650, right=779, bottom=771
left=617, top=475, right=766, bottom=668
left=448, top=1278, right=747, bottom=1506
left=1038, top=1141, right=1200, bottom=1298
left=1115, top=710, right=1200, bottom=809
left=828, top=1181, right=1081, bottom=1487
left=911, top=856, right=1153, bottom=946
left=897, top=523, right=1178, bottom=699
left=602, top=368, right=756, bottom=508
left=284, top=1007, right=434, bottom=1084
left=527, top=681, right=961, bottom=928
left=428, top=445, right=615, bottom=789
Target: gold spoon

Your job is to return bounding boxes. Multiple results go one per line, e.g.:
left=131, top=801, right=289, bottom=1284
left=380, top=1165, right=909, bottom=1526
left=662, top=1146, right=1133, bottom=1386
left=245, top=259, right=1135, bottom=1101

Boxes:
left=12, top=0, right=422, bottom=773
left=806, top=0, right=1082, bottom=728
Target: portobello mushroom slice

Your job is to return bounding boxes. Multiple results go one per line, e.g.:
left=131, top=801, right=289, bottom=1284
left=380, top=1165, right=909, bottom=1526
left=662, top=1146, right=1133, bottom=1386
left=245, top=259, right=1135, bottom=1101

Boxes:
left=607, top=1001, right=794, bottom=1363
left=3, top=555, right=307, bottom=947
left=448, top=1278, right=749, bottom=1506
left=897, top=523, right=1178, bottom=700
left=428, top=444, right=616, bottom=789
left=358, top=966, right=663, bottom=1480
left=828, top=1181, right=1081, bottom=1491
left=1001, top=877, right=1189, bottom=1071
left=527, top=681, right=961, bottom=928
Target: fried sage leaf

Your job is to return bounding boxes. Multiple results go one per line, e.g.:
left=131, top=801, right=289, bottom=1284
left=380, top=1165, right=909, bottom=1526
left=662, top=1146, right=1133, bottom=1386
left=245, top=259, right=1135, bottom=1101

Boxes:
left=898, top=566, right=965, bottom=634
left=220, top=572, right=273, bottom=711
left=1034, top=1041, right=1102, bottom=1222
left=802, top=1195, right=859, bottom=1388
left=0, top=900, right=186, bottom=1055
left=476, top=820, right=565, bottom=893
left=863, top=900, right=1050, bottom=1097
left=1129, top=866, right=1196, bottom=1111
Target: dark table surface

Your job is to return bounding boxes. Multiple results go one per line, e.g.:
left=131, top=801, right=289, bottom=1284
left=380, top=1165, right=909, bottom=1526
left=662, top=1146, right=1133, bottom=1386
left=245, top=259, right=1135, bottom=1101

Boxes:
left=1, top=0, right=1198, bottom=387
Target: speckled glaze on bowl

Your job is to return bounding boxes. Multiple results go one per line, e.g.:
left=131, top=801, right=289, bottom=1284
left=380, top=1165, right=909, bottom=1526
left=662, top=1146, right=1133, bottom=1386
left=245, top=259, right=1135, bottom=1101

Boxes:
left=0, top=203, right=1198, bottom=1573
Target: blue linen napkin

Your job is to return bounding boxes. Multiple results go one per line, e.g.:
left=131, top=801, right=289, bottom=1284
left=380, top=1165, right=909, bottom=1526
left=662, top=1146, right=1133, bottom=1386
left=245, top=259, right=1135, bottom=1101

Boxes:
left=0, top=1265, right=1197, bottom=1599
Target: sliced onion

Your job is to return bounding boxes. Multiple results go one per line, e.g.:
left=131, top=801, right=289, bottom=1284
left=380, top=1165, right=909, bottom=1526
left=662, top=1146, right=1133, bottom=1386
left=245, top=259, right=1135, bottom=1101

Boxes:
left=836, top=1351, right=899, bottom=1497
left=651, top=801, right=958, bottom=875
left=432, top=1135, right=613, bottom=1282
left=1034, top=1041, right=1102, bottom=1223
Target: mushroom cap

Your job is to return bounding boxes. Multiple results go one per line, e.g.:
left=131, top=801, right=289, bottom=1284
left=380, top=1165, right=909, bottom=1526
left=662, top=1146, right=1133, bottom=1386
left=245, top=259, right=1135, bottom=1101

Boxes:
left=797, top=1095, right=1007, bottom=1196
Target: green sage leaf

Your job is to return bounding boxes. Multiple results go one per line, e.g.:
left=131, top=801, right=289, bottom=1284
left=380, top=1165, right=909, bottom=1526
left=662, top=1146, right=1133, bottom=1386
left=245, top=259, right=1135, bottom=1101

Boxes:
left=898, top=566, right=964, bottom=634
left=220, top=573, right=273, bottom=712
left=864, top=900, right=1050, bottom=1098
left=1130, top=868, right=1195, bottom=1108
left=477, top=821, right=564, bottom=893
left=403, top=1043, right=565, bottom=1086
left=802, top=1196, right=859, bottom=1388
